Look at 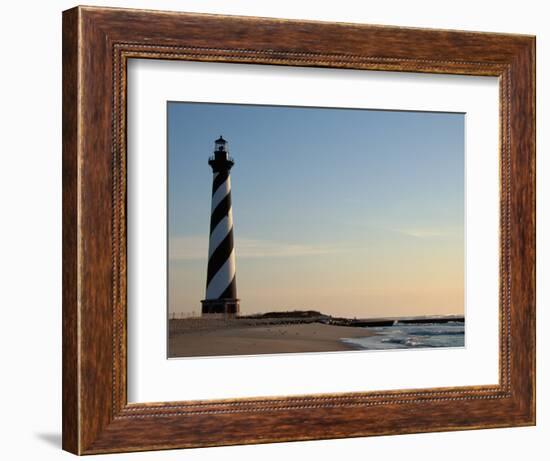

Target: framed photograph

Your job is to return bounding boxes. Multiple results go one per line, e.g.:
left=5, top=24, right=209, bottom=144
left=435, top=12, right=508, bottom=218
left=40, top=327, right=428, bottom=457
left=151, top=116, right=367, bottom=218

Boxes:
left=62, top=6, right=535, bottom=454
left=164, top=102, right=466, bottom=360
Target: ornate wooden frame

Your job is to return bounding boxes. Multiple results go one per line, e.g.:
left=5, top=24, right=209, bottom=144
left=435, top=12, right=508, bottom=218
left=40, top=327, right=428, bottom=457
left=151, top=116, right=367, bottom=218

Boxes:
left=62, top=5, right=536, bottom=455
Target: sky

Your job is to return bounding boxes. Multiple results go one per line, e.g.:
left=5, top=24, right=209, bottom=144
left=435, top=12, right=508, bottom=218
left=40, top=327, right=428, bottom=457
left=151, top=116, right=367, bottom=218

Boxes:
left=167, top=102, right=464, bottom=319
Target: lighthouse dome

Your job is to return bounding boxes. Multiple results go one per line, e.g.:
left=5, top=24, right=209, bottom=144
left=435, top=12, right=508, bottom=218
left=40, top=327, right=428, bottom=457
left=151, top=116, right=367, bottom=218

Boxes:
left=215, top=136, right=228, bottom=152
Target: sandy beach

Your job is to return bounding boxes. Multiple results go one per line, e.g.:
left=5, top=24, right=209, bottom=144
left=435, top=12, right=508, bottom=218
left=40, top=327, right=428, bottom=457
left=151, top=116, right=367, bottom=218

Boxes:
left=168, top=321, right=375, bottom=358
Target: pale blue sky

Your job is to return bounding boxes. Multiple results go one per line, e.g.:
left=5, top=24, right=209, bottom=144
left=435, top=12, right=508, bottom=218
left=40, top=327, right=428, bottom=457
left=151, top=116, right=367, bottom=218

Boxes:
left=168, top=102, right=464, bottom=318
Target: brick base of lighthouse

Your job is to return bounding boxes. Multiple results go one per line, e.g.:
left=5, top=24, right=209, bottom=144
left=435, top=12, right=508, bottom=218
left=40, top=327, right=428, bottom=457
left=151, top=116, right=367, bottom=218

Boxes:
left=201, top=298, right=240, bottom=318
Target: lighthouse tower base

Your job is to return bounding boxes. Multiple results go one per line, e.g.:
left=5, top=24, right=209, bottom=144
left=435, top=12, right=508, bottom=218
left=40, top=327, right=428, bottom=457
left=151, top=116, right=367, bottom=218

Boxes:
left=201, top=298, right=240, bottom=318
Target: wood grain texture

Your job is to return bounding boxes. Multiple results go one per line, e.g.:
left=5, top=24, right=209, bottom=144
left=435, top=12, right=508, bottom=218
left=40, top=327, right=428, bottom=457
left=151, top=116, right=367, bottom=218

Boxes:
left=62, top=5, right=536, bottom=455
left=62, top=7, right=79, bottom=454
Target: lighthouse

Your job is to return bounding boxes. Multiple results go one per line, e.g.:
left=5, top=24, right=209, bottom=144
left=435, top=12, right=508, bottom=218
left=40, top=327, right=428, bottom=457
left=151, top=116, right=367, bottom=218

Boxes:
left=201, top=136, right=240, bottom=317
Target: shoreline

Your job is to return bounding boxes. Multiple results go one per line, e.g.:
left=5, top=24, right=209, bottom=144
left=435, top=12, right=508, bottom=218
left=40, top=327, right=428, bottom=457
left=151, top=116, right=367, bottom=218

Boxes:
left=168, top=322, right=375, bottom=358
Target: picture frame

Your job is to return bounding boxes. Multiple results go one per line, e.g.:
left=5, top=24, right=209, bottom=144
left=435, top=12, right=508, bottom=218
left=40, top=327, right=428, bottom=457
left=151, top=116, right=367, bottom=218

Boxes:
left=62, top=5, right=535, bottom=455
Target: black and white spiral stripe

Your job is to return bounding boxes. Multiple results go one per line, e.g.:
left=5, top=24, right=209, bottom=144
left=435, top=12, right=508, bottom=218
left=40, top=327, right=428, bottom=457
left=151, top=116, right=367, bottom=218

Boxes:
left=205, top=171, right=237, bottom=299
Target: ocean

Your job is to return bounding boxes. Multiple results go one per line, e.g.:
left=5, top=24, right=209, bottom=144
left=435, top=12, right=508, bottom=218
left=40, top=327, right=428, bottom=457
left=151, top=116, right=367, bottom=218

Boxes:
left=341, top=322, right=465, bottom=350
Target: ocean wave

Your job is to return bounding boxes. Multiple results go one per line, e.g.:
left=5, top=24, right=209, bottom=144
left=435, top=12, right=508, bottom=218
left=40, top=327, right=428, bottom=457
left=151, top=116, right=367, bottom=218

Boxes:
left=342, top=323, right=465, bottom=351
